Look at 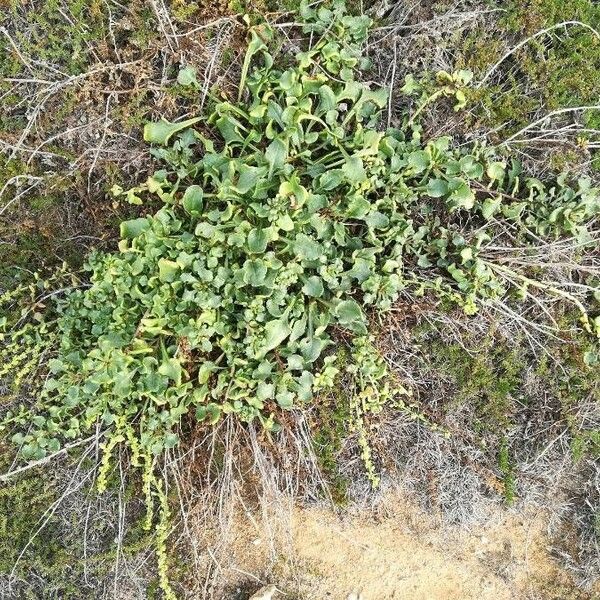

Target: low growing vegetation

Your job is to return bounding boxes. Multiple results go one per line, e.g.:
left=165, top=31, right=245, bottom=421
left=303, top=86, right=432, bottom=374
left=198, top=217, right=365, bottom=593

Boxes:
left=1, top=0, right=599, bottom=597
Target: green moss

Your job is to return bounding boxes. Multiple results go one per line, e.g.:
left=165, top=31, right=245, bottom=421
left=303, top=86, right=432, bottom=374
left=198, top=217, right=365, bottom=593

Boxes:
left=170, top=0, right=201, bottom=21
left=0, top=446, right=85, bottom=597
left=534, top=334, right=600, bottom=463
left=127, top=6, right=158, bottom=47
left=2, top=0, right=108, bottom=76
left=414, top=328, right=523, bottom=432
left=503, top=0, right=600, bottom=34
left=0, top=159, right=62, bottom=283
left=222, top=47, right=235, bottom=66
left=456, top=0, right=600, bottom=148
left=572, top=430, right=600, bottom=461
left=0, top=444, right=154, bottom=597
left=228, top=0, right=303, bottom=14
left=0, top=465, right=61, bottom=574
left=0, top=0, right=166, bottom=280
left=114, top=90, right=153, bottom=131
left=312, top=409, right=351, bottom=503
left=0, top=1, right=156, bottom=160
left=547, top=147, right=586, bottom=173
left=498, top=439, right=516, bottom=504
left=411, top=315, right=598, bottom=466
left=311, top=357, right=352, bottom=505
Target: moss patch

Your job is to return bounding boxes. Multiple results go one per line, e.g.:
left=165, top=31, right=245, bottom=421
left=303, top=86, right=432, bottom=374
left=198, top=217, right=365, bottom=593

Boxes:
left=409, top=315, right=599, bottom=485
left=455, top=0, right=600, bottom=154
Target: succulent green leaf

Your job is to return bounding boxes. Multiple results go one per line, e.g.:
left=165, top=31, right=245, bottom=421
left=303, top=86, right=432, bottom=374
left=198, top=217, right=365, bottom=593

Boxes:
left=276, top=213, right=295, bottom=232
left=364, top=211, right=389, bottom=229
left=426, top=178, right=448, bottom=198
left=487, top=162, right=506, bottom=182
left=276, top=390, right=294, bottom=409
left=333, top=299, right=366, bottom=333
left=481, top=195, right=502, bottom=220
left=459, top=155, right=484, bottom=178
left=342, top=156, right=367, bottom=183
left=164, top=433, right=180, bottom=448
left=144, top=117, right=202, bottom=145
left=261, top=318, right=291, bottom=355
left=216, top=114, right=244, bottom=144
left=158, top=259, right=180, bottom=283
left=407, top=150, right=431, bottom=174
left=256, top=382, right=275, bottom=401
left=318, top=84, right=337, bottom=112
left=158, top=358, right=183, bottom=386
left=247, top=228, right=269, bottom=253
left=265, top=138, right=287, bottom=174
left=182, top=185, right=204, bottom=216
left=237, top=164, right=266, bottom=193
left=177, top=65, right=199, bottom=87
left=293, top=233, right=321, bottom=261
left=243, top=259, right=268, bottom=286
left=120, top=218, right=150, bottom=239
left=346, top=195, right=371, bottom=218
left=318, top=169, right=344, bottom=191
left=299, top=336, right=329, bottom=363
left=302, top=276, right=324, bottom=297
left=448, top=179, right=476, bottom=210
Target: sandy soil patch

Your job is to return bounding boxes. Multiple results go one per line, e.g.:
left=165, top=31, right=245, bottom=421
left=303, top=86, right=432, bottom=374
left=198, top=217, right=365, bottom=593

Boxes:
left=216, top=492, right=597, bottom=600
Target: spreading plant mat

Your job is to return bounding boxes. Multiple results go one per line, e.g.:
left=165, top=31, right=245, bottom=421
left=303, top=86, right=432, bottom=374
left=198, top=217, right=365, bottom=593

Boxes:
left=1, top=1, right=599, bottom=598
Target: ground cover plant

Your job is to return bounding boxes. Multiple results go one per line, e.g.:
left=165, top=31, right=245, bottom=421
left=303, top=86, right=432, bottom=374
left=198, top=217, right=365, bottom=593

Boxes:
left=1, top=0, right=600, bottom=597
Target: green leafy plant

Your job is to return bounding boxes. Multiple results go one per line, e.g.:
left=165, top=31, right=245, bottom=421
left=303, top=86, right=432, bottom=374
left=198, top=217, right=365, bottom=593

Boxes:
left=1, top=1, right=599, bottom=596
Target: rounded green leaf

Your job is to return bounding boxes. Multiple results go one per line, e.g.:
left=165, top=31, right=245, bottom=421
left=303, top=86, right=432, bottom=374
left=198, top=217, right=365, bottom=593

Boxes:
left=293, top=233, right=321, bottom=261
left=407, top=150, right=431, bottom=174
left=158, top=358, right=183, bottom=386
left=487, top=161, right=506, bottom=182
left=177, top=65, right=198, bottom=87
left=158, top=259, right=180, bottom=283
left=243, top=259, right=268, bottom=286
left=182, top=185, right=204, bottom=216
left=164, top=433, right=180, bottom=448
left=448, top=179, right=475, bottom=210
left=247, top=228, right=269, bottom=253
left=276, top=390, right=295, bottom=409
left=342, top=156, right=367, bottom=183
left=426, top=178, right=448, bottom=198
left=256, top=382, right=275, bottom=401
left=260, top=318, right=291, bottom=356
left=265, top=138, right=287, bottom=174
left=333, top=299, right=366, bottom=333
left=481, top=196, right=502, bottom=220
left=302, top=276, right=324, bottom=298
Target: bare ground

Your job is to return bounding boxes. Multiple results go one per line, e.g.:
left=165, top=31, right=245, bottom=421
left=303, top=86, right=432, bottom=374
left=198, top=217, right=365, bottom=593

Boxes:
left=207, top=491, right=598, bottom=600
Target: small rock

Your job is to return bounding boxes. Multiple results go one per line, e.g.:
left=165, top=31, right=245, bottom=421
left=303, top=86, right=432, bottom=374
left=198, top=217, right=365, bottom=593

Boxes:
left=249, top=584, right=279, bottom=600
